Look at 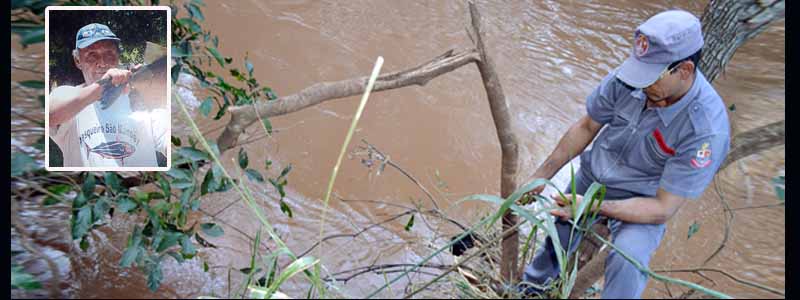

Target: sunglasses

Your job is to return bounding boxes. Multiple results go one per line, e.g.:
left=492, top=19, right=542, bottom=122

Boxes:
left=656, top=62, right=683, bottom=82
left=79, top=28, right=114, bottom=39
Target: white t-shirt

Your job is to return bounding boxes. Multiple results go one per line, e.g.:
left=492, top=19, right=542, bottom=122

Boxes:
left=50, top=86, right=159, bottom=168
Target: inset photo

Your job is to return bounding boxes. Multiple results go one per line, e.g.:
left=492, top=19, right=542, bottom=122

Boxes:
left=45, top=6, right=171, bottom=171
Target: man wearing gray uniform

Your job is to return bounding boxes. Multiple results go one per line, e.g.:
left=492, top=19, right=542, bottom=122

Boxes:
left=520, top=10, right=730, bottom=298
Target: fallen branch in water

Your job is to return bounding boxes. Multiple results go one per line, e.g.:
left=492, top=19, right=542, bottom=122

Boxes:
left=216, top=48, right=480, bottom=152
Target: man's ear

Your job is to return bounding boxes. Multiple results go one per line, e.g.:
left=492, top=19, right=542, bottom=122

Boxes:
left=680, top=61, right=695, bottom=80
left=73, top=55, right=82, bottom=71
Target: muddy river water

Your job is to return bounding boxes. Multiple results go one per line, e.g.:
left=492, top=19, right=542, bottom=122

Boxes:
left=11, top=0, right=784, bottom=298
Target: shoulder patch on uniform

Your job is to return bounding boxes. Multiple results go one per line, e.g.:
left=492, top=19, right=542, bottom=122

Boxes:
left=690, top=142, right=712, bottom=168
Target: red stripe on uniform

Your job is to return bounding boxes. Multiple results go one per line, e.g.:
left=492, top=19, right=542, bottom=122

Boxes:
left=652, top=128, right=676, bottom=156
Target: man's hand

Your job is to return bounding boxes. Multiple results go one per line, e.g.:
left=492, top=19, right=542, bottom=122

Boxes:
left=100, top=68, right=132, bottom=86
left=99, top=66, right=139, bottom=95
left=548, top=192, right=603, bottom=221
left=518, top=185, right=545, bottom=205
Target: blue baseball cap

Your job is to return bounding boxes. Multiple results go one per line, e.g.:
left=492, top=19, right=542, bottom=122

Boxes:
left=75, top=23, right=120, bottom=49
left=616, top=10, right=704, bottom=89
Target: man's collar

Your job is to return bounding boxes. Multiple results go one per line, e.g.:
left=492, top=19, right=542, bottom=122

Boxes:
left=629, top=71, right=704, bottom=126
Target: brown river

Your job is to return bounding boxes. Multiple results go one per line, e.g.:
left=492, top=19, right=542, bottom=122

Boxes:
left=11, top=0, right=784, bottom=298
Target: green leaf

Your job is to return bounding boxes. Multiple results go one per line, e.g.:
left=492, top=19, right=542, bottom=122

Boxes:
left=214, top=97, right=230, bottom=120
left=180, top=234, right=197, bottom=256
left=687, top=221, right=700, bottom=240
left=47, top=184, right=72, bottom=195
left=44, top=184, right=71, bottom=205
left=245, top=169, right=264, bottom=183
left=148, top=192, right=166, bottom=200
left=73, top=193, right=88, bottom=208
left=167, top=251, right=185, bottom=263
left=92, top=197, right=111, bottom=224
left=265, top=160, right=272, bottom=170
left=217, top=178, right=233, bottom=193
left=120, top=246, right=140, bottom=267
left=171, top=45, right=188, bottom=58
left=263, top=87, right=277, bottom=100
left=11, top=266, right=41, bottom=290
left=186, top=2, right=205, bottom=21
left=72, top=206, right=92, bottom=240
left=177, top=147, right=209, bottom=162
left=190, top=199, right=201, bottom=211
left=171, top=135, right=182, bottom=147
left=134, top=191, right=151, bottom=204
left=200, top=223, right=224, bottom=237
left=19, top=80, right=44, bottom=89
left=82, top=173, right=96, bottom=198
left=203, top=260, right=209, bottom=272
left=279, top=164, right=292, bottom=179
left=43, top=196, right=60, bottom=206
left=80, top=236, right=90, bottom=251
left=157, top=174, right=171, bottom=199
left=167, top=167, right=192, bottom=181
left=171, top=63, right=182, bottom=85
left=280, top=200, right=293, bottom=218
left=404, top=214, right=415, bottom=231
left=266, top=257, right=318, bottom=297
left=172, top=180, right=194, bottom=190
left=178, top=17, right=201, bottom=33
left=11, top=152, right=37, bottom=176
left=199, top=97, right=213, bottom=117
left=157, top=232, right=182, bottom=252
left=207, top=141, right=222, bottom=159
left=146, top=260, right=163, bottom=292
left=238, top=147, right=249, bottom=169
left=268, top=178, right=286, bottom=199
left=262, top=118, right=273, bottom=135
left=206, top=46, right=225, bottom=67
left=104, top=173, right=122, bottom=194
left=116, top=196, right=138, bottom=213
left=201, top=169, right=215, bottom=195
left=729, top=104, right=736, bottom=112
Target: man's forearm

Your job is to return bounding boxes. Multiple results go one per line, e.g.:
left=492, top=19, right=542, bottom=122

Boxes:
left=533, top=116, right=601, bottom=180
left=600, top=197, right=670, bottom=224
left=49, top=83, right=103, bottom=126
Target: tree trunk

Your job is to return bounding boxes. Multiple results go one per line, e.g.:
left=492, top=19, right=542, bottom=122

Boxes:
left=571, top=0, right=784, bottom=296
left=467, top=1, right=521, bottom=283
left=699, top=0, right=785, bottom=82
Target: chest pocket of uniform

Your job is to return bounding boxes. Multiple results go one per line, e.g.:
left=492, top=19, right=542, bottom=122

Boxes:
left=601, top=107, right=635, bottom=152
left=642, top=128, right=675, bottom=166
left=609, top=108, right=633, bottom=128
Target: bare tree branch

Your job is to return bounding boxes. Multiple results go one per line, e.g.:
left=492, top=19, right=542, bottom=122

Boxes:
left=216, top=48, right=480, bottom=152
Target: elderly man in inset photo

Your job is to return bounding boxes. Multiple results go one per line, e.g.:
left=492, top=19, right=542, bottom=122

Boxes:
left=49, top=23, right=166, bottom=168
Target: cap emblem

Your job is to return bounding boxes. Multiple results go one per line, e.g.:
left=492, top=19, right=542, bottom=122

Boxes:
left=635, top=33, right=649, bottom=57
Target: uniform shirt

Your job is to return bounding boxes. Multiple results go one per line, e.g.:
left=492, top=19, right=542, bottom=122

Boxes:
left=50, top=86, right=159, bottom=168
left=580, top=69, right=730, bottom=199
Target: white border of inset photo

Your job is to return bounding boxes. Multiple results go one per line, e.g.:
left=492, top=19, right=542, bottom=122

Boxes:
left=45, top=6, right=171, bottom=172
